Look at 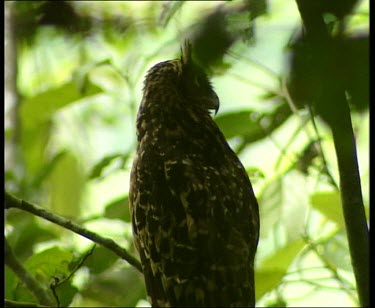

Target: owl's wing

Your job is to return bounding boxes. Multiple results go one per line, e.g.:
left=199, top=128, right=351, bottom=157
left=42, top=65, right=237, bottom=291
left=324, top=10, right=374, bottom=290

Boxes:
left=159, top=156, right=258, bottom=307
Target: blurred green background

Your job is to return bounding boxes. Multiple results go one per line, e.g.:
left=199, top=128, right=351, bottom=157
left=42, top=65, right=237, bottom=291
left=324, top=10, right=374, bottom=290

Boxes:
left=5, top=1, right=368, bottom=307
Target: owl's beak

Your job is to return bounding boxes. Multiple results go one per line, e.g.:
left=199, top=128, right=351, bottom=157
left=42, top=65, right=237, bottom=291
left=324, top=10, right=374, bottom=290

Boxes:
left=209, top=92, right=220, bottom=115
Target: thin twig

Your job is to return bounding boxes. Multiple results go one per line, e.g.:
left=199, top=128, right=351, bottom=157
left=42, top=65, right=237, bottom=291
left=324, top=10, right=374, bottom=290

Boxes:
left=5, top=238, right=55, bottom=306
left=306, top=104, right=339, bottom=190
left=282, top=76, right=339, bottom=190
left=228, top=51, right=279, bottom=79
left=5, top=191, right=143, bottom=273
left=302, top=235, right=358, bottom=303
left=56, top=244, right=96, bottom=287
left=50, top=244, right=97, bottom=307
left=284, top=277, right=355, bottom=291
left=228, top=71, right=282, bottom=95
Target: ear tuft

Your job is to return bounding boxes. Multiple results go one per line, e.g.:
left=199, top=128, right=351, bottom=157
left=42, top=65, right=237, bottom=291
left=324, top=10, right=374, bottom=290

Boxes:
left=181, top=40, right=192, bottom=66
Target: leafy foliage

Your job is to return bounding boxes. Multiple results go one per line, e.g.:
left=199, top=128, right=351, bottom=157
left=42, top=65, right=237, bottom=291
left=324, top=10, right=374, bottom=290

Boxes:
left=5, top=1, right=368, bottom=307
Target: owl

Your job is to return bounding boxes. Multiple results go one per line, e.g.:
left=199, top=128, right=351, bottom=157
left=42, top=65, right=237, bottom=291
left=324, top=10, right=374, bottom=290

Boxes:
left=129, top=42, right=259, bottom=307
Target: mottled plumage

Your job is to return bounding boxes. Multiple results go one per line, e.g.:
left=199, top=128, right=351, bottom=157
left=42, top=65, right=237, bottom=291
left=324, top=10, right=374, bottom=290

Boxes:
left=129, top=43, right=259, bottom=307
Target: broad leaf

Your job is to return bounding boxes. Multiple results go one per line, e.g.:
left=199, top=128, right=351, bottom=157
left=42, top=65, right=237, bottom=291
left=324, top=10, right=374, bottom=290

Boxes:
left=215, top=110, right=261, bottom=139
left=20, top=79, right=103, bottom=129
left=104, top=196, right=130, bottom=222
left=89, top=153, right=129, bottom=180
left=257, top=178, right=283, bottom=238
left=84, top=246, right=119, bottom=274
left=81, top=266, right=146, bottom=307
left=47, top=151, right=85, bottom=218
left=255, top=240, right=304, bottom=299
left=310, top=191, right=344, bottom=228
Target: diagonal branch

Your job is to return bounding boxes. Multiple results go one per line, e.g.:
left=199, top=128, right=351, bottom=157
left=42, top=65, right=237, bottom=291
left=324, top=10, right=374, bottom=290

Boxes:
left=5, top=238, right=55, bottom=306
left=5, top=191, right=143, bottom=273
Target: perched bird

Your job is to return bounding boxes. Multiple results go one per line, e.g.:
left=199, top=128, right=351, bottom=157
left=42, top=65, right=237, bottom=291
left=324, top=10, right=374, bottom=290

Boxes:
left=129, top=42, right=259, bottom=307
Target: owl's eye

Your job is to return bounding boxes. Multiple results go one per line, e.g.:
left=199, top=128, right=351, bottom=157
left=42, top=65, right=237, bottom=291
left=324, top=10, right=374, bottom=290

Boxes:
left=180, top=64, right=212, bottom=98
left=193, top=72, right=210, bottom=90
left=194, top=76, right=201, bottom=87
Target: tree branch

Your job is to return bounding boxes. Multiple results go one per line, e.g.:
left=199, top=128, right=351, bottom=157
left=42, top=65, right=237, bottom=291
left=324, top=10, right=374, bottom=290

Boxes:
left=5, top=191, right=143, bottom=273
left=5, top=238, right=55, bottom=306
left=330, top=110, right=369, bottom=306
left=4, top=299, right=49, bottom=307
left=294, top=0, right=369, bottom=306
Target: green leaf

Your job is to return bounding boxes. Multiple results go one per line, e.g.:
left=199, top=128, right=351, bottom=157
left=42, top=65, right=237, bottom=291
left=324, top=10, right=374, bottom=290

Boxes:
left=5, top=169, right=16, bottom=183
left=258, top=178, right=283, bottom=238
left=89, top=153, right=129, bottom=180
left=81, top=266, right=146, bottom=307
left=20, top=121, right=52, bottom=182
left=160, top=2, right=185, bottom=27
left=258, top=240, right=304, bottom=271
left=255, top=239, right=305, bottom=299
left=255, top=270, right=285, bottom=300
left=264, top=297, right=288, bottom=307
left=55, top=281, right=78, bottom=307
left=19, top=75, right=103, bottom=181
left=33, top=150, right=68, bottom=187
left=215, top=110, right=261, bottom=139
left=310, top=191, right=345, bottom=228
left=321, top=231, right=352, bottom=271
left=5, top=267, right=17, bottom=299
left=215, top=103, right=292, bottom=143
left=104, top=196, right=130, bottom=222
left=20, top=78, right=103, bottom=129
left=25, top=246, right=74, bottom=284
left=6, top=213, right=58, bottom=260
left=83, top=246, right=118, bottom=274
left=82, top=61, right=128, bottom=94
left=12, top=280, right=36, bottom=303
left=47, top=151, right=85, bottom=217
left=246, top=166, right=265, bottom=183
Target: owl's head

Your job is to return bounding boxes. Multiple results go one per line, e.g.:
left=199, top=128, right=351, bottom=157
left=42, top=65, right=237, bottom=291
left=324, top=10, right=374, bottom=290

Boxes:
left=142, top=41, right=219, bottom=115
